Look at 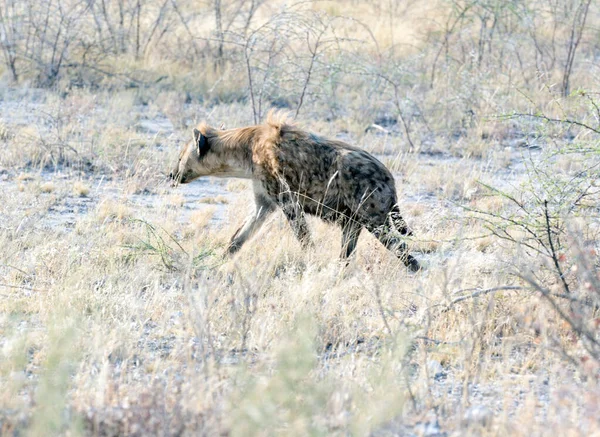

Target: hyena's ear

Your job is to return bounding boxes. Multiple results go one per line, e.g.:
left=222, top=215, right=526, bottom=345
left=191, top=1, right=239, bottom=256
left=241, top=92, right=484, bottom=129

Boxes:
left=193, top=128, right=209, bottom=158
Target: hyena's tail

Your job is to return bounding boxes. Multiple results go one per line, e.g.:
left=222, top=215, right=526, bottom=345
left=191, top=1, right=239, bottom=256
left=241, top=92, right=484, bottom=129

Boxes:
left=389, top=205, right=413, bottom=236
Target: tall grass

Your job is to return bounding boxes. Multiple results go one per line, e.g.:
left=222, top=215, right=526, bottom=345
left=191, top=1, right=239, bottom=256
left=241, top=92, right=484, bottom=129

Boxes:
left=0, top=0, right=599, bottom=435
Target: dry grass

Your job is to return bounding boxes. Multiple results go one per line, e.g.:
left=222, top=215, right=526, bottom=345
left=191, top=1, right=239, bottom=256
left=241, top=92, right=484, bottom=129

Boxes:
left=1, top=0, right=600, bottom=435
left=73, top=182, right=90, bottom=197
left=1, top=90, right=598, bottom=436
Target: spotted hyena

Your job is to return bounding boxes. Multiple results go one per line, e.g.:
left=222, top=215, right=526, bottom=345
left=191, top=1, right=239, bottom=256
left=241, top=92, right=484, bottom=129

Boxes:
left=170, top=112, right=420, bottom=271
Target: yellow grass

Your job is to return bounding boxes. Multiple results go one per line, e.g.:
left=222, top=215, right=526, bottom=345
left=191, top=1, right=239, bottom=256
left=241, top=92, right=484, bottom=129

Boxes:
left=0, top=0, right=599, bottom=434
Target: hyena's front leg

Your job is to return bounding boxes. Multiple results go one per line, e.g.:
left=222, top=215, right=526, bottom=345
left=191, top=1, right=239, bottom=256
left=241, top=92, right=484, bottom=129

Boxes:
left=226, top=197, right=276, bottom=255
left=281, top=204, right=312, bottom=248
left=340, top=219, right=363, bottom=259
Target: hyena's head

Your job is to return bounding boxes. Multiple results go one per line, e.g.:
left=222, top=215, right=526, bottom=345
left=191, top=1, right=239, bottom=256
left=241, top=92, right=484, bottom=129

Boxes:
left=170, top=128, right=215, bottom=185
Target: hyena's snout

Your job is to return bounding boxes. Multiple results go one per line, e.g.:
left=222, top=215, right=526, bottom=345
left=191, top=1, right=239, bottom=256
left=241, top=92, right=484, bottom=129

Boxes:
left=168, top=165, right=181, bottom=186
left=169, top=169, right=191, bottom=186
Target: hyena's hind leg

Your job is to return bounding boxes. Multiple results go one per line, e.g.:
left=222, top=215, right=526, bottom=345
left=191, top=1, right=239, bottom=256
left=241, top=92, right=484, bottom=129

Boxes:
left=226, top=195, right=276, bottom=255
left=366, top=209, right=420, bottom=271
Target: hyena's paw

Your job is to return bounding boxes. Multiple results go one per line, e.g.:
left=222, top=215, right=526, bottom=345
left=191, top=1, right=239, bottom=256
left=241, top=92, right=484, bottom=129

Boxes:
left=404, top=254, right=421, bottom=272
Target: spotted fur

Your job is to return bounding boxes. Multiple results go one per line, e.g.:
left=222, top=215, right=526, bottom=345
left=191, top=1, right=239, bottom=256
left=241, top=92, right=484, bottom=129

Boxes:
left=170, top=112, right=420, bottom=271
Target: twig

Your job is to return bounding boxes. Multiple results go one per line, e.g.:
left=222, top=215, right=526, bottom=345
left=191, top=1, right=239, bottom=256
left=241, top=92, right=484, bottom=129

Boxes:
left=500, top=112, right=600, bottom=135
left=520, top=274, right=600, bottom=351
left=441, top=286, right=523, bottom=311
left=562, top=0, right=592, bottom=97
left=294, top=24, right=325, bottom=119
left=544, top=199, right=570, bottom=294
left=374, top=284, right=393, bottom=336
left=383, top=74, right=416, bottom=150
left=415, top=336, right=465, bottom=346
left=0, top=283, right=46, bottom=292
left=0, top=264, right=31, bottom=277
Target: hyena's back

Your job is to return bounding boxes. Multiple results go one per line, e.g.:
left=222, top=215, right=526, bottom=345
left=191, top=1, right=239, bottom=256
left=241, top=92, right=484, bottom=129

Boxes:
left=269, top=131, right=400, bottom=229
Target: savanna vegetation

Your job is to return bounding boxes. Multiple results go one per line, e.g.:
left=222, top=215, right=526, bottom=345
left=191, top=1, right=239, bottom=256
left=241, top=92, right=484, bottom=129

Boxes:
left=1, top=0, right=599, bottom=435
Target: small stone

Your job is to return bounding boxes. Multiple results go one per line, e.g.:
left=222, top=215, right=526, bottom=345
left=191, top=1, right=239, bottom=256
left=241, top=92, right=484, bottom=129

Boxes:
left=414, top=419, right=446, bottom=437
left=427, top=359, right=447, bottom=380
left=463, top=405, right=493, bottom=427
